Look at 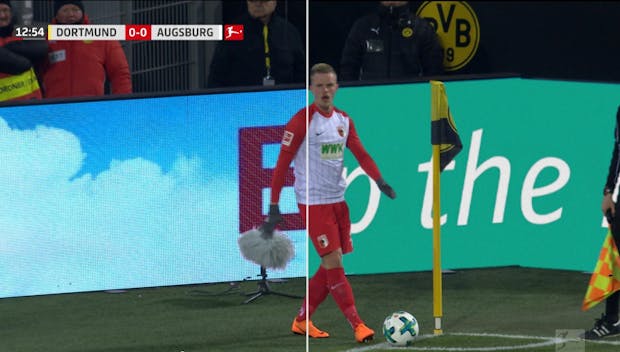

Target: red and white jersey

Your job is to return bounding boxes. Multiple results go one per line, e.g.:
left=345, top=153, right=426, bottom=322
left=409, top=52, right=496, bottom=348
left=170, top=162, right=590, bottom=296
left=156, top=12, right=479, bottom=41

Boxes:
left=270, top=104, right=382, bottom=205
left=294, top=105, right=350, bottom=204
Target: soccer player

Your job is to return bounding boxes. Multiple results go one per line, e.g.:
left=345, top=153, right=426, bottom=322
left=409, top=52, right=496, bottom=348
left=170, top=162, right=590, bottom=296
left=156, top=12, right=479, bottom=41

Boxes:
left=263, top=63, right=396, bottom=343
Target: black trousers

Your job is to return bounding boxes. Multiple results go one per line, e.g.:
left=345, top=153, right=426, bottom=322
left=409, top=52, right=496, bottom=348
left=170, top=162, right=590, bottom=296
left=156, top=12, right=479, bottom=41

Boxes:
left=606, top=202, right=620, bottom=321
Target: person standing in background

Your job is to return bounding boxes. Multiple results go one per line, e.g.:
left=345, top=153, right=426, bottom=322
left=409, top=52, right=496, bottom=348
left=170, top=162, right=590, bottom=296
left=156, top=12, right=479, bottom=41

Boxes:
left=40, top=0, right=132, bottom=98
left=208, top=0, right=304, bottom=88
left=340, top=1, right=443, bottom=82
left=584, top=105, right=620, bottom=339
left=0, top=0, right=47, bottom=101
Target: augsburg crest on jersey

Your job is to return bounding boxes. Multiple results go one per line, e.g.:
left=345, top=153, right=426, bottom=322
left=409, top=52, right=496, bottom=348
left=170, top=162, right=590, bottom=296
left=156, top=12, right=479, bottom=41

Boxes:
left=337, top=125, right=345, bottom=137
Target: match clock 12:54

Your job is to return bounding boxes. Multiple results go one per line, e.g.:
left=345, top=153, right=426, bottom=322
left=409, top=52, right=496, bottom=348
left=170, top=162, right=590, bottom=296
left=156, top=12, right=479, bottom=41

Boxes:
left=14, top=26, right=47, bottom=40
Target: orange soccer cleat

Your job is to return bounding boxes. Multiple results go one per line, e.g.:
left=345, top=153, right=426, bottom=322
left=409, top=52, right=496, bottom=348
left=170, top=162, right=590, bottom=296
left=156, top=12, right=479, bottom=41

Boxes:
left=354, top=323, right=375, bottom=343
left=291, top=318, right=330, bottom=338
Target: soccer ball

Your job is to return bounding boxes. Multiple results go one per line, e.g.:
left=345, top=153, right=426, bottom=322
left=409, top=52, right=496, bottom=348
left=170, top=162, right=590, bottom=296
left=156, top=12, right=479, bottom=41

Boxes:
left=382, top=311, right=419, bottom=346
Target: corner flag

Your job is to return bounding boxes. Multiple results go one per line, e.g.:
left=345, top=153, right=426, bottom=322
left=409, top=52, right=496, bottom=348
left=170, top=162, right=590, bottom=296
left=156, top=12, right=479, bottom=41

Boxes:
left=431, top=80, right=462, bottom=171
left=582, top=230, right=620, bottom=311
left=429, top=80, right=463, bottom=335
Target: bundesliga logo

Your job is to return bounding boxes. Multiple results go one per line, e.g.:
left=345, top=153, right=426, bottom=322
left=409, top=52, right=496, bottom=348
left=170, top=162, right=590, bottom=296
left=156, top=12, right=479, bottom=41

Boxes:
left=224, top=24, right=244, bottom=41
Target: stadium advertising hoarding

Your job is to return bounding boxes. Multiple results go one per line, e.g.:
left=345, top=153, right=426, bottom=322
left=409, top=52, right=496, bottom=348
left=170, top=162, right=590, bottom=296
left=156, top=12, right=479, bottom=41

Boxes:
left=332, top=78, right=620, bottom=275
left=0, top=77, right=618, bottom=298
left=0, top=90, right=305, bottom=298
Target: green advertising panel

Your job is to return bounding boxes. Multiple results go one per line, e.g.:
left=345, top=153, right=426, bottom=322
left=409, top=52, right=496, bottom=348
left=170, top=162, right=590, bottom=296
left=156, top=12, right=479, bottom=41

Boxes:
left=309, top=78, right=620, bottom=274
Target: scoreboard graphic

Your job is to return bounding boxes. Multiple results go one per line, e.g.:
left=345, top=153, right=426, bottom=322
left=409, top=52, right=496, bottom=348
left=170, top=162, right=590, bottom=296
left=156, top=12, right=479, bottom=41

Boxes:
left=15, top=24, right=244, bottom=41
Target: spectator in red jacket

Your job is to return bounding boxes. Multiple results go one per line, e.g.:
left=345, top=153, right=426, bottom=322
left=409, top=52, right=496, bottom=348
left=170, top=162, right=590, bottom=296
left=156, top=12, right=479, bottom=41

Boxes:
left=40, top=0, right=132, bottom=98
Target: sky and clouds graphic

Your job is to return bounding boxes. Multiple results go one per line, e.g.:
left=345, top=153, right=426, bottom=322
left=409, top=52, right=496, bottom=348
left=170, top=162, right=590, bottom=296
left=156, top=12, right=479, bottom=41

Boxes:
left=0, top=91, right=305, bottom=298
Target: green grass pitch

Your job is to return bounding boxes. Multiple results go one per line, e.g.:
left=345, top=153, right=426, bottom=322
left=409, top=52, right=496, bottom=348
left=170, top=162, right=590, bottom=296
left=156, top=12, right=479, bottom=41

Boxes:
left=2, top=267, right=619, bottom=351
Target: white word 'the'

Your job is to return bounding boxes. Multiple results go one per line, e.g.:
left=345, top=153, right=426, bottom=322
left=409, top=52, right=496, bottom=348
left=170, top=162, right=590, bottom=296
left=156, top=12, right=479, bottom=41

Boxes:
left=419, top=129, right=570, bottom=229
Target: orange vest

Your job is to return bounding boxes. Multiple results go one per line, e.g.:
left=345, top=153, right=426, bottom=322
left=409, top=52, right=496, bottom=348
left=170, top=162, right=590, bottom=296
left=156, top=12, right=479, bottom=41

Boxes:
left=0, top=68, right=43, bottom=101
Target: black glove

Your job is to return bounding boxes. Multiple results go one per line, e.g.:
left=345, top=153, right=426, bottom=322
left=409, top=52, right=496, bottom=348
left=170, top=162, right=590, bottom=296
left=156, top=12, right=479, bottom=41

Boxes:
left=259, top=204, right=283, bottom=237
left=377, top=178, right=396, bottom=199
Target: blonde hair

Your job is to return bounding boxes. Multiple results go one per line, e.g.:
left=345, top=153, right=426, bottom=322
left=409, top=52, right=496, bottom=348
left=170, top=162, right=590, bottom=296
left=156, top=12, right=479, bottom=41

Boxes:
left=310, top=63, right=337, bottom=79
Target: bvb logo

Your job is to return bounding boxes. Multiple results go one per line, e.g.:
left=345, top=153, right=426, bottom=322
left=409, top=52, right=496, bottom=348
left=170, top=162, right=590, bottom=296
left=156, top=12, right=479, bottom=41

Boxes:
left=401, top=27, right=413, bottom=38
left=416, top=1, right=480, bottom=71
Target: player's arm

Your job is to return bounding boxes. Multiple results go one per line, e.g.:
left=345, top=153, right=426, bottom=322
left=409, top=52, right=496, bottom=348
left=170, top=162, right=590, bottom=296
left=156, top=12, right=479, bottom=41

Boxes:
left=270, top=111, right=306, bottom=204
left=347, top=119, right=396, bottom=199
left=262, top=111, right=306, bottom=234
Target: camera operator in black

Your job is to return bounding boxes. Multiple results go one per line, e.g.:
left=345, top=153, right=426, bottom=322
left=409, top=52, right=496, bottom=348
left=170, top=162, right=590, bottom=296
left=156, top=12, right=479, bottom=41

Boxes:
left=340, top=1, right=444, bottom=82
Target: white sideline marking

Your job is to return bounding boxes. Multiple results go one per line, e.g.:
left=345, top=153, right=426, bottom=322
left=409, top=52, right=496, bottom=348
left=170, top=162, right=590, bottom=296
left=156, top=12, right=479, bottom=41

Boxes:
left=343, top=332, right=620, bottom=352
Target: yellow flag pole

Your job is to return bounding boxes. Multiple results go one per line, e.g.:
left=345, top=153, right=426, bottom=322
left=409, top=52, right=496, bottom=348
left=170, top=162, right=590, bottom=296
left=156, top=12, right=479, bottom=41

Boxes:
left=431, top=81, right=443, bottom=335
left=432, top=144, right=443, bottom=335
